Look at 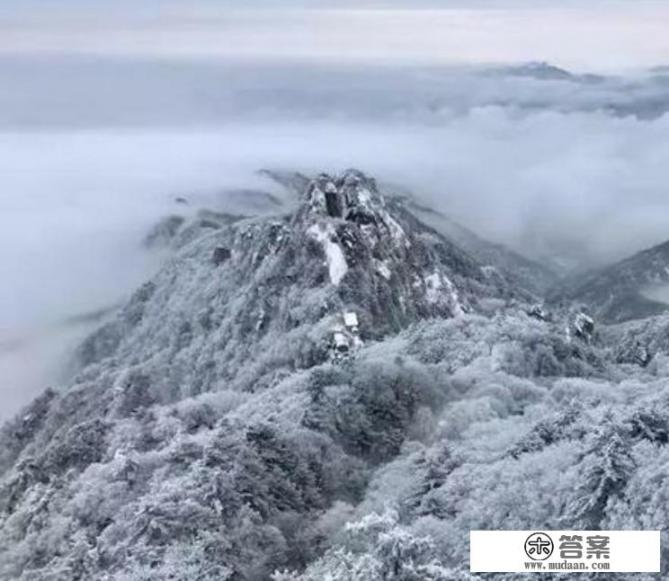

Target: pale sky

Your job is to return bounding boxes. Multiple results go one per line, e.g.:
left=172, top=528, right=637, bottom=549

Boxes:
left=1, top=1, right=668, bottom=71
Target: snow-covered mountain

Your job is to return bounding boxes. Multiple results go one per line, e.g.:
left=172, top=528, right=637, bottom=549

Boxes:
left=550, top=238, right=669, bottom=323
left=2, top=171, right=669, bottom=580
left=74, top=170, right=527, bottom=399
left=402, top=199, right=558, bottom=297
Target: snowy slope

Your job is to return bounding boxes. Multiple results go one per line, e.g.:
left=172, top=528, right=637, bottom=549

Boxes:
left=550, top=238, right=669, bottom=323
left=1, top=171, right=669, bottom=580
left=404, top=199, right=558, bottom=297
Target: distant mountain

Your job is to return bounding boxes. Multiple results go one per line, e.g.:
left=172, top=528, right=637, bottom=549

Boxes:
left=402, top=199, right=558, bottom=297
left=492, top=61, right=605, bottom=84
left=503, top=61, right=574, bottom=81
left=550, top=238, right=669, bottom=323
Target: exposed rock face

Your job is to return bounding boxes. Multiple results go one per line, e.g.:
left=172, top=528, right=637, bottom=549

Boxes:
left=527, top=303, right=551, bottom=321
left=571, top=311, right=595, bottom=344
left=212, top=247, right=231, bottom=266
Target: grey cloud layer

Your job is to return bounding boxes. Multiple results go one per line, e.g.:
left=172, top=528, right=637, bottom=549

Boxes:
left=2, top=58, right=669, bottom=129
left=1, top=6, right=668, bottom=70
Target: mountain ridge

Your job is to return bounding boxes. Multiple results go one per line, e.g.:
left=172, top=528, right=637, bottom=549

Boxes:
left=549, top=236, right=669, bottom=323
left=3, top=170, right=669, bottom=580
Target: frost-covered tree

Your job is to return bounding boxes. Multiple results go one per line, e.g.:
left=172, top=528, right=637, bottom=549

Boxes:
left=3, top=170, right=669, bottom=580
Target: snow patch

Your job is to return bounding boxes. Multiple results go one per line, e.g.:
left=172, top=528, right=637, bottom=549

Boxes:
left=308, top=224, right=348, bottom=285
left=425, top=272, right=443, bottom=304
left=343, top=311, right=359, bottom=328
left=356, top=188, right=374, bottom=208
left=384, top=212, right=409, bottom=247
left=375, top=260, right=392, bottom=280
left=425, top=271, right=463, bottom=316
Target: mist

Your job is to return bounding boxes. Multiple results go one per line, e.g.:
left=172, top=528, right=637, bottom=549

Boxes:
left=2, top=49, right=669, bottom=420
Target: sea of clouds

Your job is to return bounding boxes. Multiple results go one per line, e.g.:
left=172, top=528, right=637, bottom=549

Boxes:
left=1, top=55, right=669, bottom=419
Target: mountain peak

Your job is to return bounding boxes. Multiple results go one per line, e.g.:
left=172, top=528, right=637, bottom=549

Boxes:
left=299, top=170, right=385, bottom=222
left=72, top=171, right=523, bottom=400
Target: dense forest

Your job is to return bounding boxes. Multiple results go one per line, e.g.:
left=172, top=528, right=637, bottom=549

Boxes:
left=1, top=171, right=667, bottom=580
